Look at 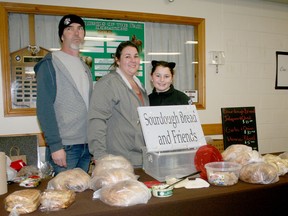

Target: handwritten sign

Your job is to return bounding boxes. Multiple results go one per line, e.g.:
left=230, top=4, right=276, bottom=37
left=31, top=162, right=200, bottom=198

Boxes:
left=137, top=105, right=206, bottom=152
left=221, top=107, right=258, bottom=151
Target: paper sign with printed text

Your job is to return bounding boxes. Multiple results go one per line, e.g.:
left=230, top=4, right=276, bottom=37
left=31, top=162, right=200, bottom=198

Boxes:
left=137, top=105, right=206, bottom=152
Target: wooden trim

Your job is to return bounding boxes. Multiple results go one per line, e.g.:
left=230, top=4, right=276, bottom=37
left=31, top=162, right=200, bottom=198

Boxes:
left=195, top=19, right=206, bottom=109
left=202, top=123, right=223, bottom=136
left=201, top=123, right=224, bottom=152
left=37, top=133, right=46, bottom=147
left=1, top=123, right=223, bottom=148
left=28, top=14, right=35, bottom=45
left=0, top=5, right=11, bottom=116
left=0, top=2, right=206, bottom=116
left=0, top=2, right=204, bottom=24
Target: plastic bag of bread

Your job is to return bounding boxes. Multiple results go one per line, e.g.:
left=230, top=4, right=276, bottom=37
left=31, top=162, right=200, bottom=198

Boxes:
left=262, top=154, right=288, bottom=176
left=222, top=144, right=263, bottom=165
left=17, top=165, right=39, bottom=178
left=239, top=162, right=279, bottom=184
left=40, top=189, right=76, bottom=212
left=279, top=151, right=288, bottom=159
left=90, top=168, right=138, bottom=191
left=5, top=189, right=41, bottom=214
left=94, top=179, right=151, bottom=207
left=47, top=168, right=91, bottom=192
left=92, top=154, right=134, bottom=177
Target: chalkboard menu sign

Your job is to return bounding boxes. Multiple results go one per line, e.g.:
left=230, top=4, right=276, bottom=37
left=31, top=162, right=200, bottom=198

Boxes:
left=221, top=107, right=258, bottom=151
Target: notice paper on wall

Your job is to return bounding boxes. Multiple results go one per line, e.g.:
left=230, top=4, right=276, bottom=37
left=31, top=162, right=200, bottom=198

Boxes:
left=137, top=105, right=206, bottom=152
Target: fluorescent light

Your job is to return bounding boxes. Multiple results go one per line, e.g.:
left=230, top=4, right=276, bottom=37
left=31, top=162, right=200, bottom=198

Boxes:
left=147, top=52, right=181, bottom=55
left=80, top=49, right=94, bottom=52
left=141, top=61, right=151, bottom=64
left=191, top=61, right=198, bottom=64
left=84, top=36, right=115, bottom=41
left=185, top=41, right=198, bottom=44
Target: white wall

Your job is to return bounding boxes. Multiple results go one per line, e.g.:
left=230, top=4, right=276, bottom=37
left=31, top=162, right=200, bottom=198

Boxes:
left=1, top=0, right=288, bottom=154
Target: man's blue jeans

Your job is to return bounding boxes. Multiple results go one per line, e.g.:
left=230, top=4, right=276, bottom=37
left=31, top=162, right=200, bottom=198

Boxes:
left=46, top=143, right=91, bottom=175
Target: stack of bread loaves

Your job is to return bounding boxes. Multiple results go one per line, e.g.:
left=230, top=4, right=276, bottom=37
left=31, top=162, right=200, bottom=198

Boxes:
left=91, top=154, right=151, bottom=207
left=5, top=189, right=41, bottom=214
left=90, top=154, right=136, bottom=191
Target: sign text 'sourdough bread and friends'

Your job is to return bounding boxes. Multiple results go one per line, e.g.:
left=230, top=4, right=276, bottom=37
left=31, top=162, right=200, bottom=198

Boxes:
left=138, top=105, right=206, bottom=152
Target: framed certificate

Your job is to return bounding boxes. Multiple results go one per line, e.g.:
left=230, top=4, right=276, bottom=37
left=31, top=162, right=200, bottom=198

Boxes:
left=275, top=51, right=288, bottom=89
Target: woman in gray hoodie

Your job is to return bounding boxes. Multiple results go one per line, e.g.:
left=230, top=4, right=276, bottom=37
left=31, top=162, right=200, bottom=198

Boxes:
left=88, top=41, right=149, bottom=167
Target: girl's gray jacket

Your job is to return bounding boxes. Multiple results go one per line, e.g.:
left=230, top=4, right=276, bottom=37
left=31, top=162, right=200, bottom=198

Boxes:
left=34, top=52, right=93, bottom=153
left=88, top=71, right=149, bottom=167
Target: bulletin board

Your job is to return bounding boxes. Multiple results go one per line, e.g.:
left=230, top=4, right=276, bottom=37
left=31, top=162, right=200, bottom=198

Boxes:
left=82, top=18, right=145, bottom=85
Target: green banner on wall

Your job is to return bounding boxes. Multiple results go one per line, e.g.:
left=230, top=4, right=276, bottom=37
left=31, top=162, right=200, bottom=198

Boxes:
left=81, top=18, right=145, bottom=85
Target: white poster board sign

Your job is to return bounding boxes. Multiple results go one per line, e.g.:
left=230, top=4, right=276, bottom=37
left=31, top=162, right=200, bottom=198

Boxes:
left=137, top=105, right=206, bottom=152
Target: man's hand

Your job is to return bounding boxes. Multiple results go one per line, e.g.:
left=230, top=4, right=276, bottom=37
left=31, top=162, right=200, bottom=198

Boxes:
left=51, top=149, right=67, bottom=167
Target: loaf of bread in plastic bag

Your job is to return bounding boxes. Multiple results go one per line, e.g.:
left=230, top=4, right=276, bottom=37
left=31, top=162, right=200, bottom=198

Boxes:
left=92, top=154, right=134, bottom=177
left=90, top=168, right=137, bottom=191
left=239, top=162, right=279, bottom=184
left=40, top=189, right=76, bottom=212
left=222, top=144, right=263, bottom=165
left=99, top=179, right=151, bottom=207
left=47, top=168, right=91, bottom=192
left=5, top=189, right=41, bottom=214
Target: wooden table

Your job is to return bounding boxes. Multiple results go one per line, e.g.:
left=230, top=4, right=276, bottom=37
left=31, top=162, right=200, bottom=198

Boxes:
left=1, top=168, right=287, bottom=216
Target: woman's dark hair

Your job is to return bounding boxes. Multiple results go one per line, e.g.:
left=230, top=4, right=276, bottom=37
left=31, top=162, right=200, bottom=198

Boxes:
left=111, top=41, right=139, bottom=69
left=151, top=60, right=176, bottom=76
